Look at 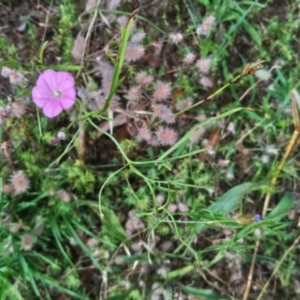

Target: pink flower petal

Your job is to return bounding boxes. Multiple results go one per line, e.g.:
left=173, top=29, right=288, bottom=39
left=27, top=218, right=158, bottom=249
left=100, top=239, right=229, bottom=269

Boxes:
left=43, top=100, right=63, bottom=118
left=36, top=70, right=57, bottom=91
left=59, top=88, right=76, bottom=109
left=33, top=97, right=51, bottom=108
left=32, top=86, right=54, bottom=108
left=56, top=71, right=75, bottom=91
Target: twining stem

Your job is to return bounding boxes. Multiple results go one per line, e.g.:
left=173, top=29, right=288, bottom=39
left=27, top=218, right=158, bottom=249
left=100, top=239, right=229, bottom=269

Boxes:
left=157, top=62, right=263, bottom=127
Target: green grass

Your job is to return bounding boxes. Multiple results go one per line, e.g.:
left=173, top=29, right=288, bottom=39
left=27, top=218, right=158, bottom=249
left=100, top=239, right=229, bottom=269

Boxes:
left=0, top=0, right=300, bottom=299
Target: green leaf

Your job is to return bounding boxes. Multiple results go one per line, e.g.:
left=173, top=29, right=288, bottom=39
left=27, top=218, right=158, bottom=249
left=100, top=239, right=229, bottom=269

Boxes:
left=242, top=22, right=261, bottom=46
left=162, top=265, right=194, bottom=280
left=177, top=283, right=231, bottom=300
left=101, top=206, right=131, bottom=243
left=267, top=192, right=294, bottom=220
left=102, top=10, right=136, bottom=113
left=38, top=41, right=48, bottom=64
left=208, top=182, right=258, bottom=215
left=194, top=182, right=260, bottom=234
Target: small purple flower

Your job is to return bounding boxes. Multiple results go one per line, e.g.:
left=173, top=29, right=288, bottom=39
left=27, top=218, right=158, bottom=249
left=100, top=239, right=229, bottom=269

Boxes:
left=51, top=137, right=62, bottom=145
left=253, top=214, right=261, bottom=222
left=51, top=132, right=66, bottom=145
left=32, top=70, right=76, bottom=118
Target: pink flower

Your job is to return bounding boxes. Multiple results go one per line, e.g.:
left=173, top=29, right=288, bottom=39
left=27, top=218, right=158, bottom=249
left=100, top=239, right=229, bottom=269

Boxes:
left=32, top=70, right=76, bottom=118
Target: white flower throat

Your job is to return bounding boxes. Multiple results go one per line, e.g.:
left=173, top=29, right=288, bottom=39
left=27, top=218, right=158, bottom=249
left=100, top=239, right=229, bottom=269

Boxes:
left=53, top=90, right=62, bottom=98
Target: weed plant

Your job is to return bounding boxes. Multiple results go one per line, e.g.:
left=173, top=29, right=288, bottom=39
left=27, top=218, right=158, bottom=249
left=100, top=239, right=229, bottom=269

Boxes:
left=0, top=0, right=300, bottom=299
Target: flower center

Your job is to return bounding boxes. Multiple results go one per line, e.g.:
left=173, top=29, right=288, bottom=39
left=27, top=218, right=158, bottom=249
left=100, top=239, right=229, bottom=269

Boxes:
left=53, top=90, right=62, bottom=98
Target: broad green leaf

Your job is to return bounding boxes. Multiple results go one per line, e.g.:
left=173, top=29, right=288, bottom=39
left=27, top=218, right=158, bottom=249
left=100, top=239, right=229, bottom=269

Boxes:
left=194, top=182, right=260, bottom=234
left=208, top=182, right=257, bottom=214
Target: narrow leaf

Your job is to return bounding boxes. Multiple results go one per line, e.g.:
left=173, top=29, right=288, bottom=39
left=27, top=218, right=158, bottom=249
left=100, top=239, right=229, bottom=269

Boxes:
left=101, top=206, right=131, bottom=243
left=267, top=192, right=294, bottom=220
left=162, top=265, right=194, bottom=280
left=177, top=283, right=231, bottom=300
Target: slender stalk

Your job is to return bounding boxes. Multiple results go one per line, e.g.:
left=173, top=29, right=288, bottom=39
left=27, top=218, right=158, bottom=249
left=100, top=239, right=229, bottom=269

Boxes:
left=243, top=88, right=300, bottom=300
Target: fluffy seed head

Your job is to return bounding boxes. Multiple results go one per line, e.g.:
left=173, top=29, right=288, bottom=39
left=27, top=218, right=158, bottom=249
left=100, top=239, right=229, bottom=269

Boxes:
left=2, top=67, right=27, bottom=86
left=10, top=171, right=30, bottom=195
left=189, top=127, right=206, bottom=144
left=178, top=203, right=188, bottom=212
left=117, top=16, right=128, bottom=27
left=137, top=127, right=152, bottom=141
left=169, top=32, right=183, bottom=44
left=97, top=60, right=114, bottom=96
left=196, top=57, right=212, bottom=74
left=77, top=86, right=88, bottom=102
left=135, top=71, right=154, bottom=87
left=199, top=76, right=213, bottom=88
left=156, top=194, right=165, bottom=204
left=226, top=171, right=235, bottom=181
left=130, top=31, right=146, bottom=44
left=106, top=0, right=121, bottom=10
left=125, top=214, right=144, bottom=236
left=152, top=104, right=175, bottom=123
left=152, top=81, right=172, bottom=102
left=57, top=189, right=71, bottom=203
left=227, top=122, right=236, bottom=134
left=218, top=159, right=230, bottom=167
left=147, top=138, right=159, bottom=147
left=261, top=154, right=270, bottom=164
left=11, top=102, right=26, bottom=118
left=0, top=106, right=11, bottom=124
left=175, top=97, right=194, bottom=111
left=57, top=132, right=66, bottom=140
left=87, top=238, right=99, bottom=248
left=1, top=66, right=12, bottom=78
left=265, top=144, right=278, bottom=156
left=183, top=52, right=196, bottom=65
left=2, top=184, right=12, bottom=194
left=85, top=0, right=97, bottom=12
left=197, top=15, right=215, bottom=36
left=125, top=43, right=145, bottom=62
left=128, top=86, right=142, bottom=101
left=71, top=34, right=85, bottom=61
left=167, top=203, right=178, bottom=212
left=21, top=234, right=35, bottom=251
left=155, top=126, right=178, bottom=146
